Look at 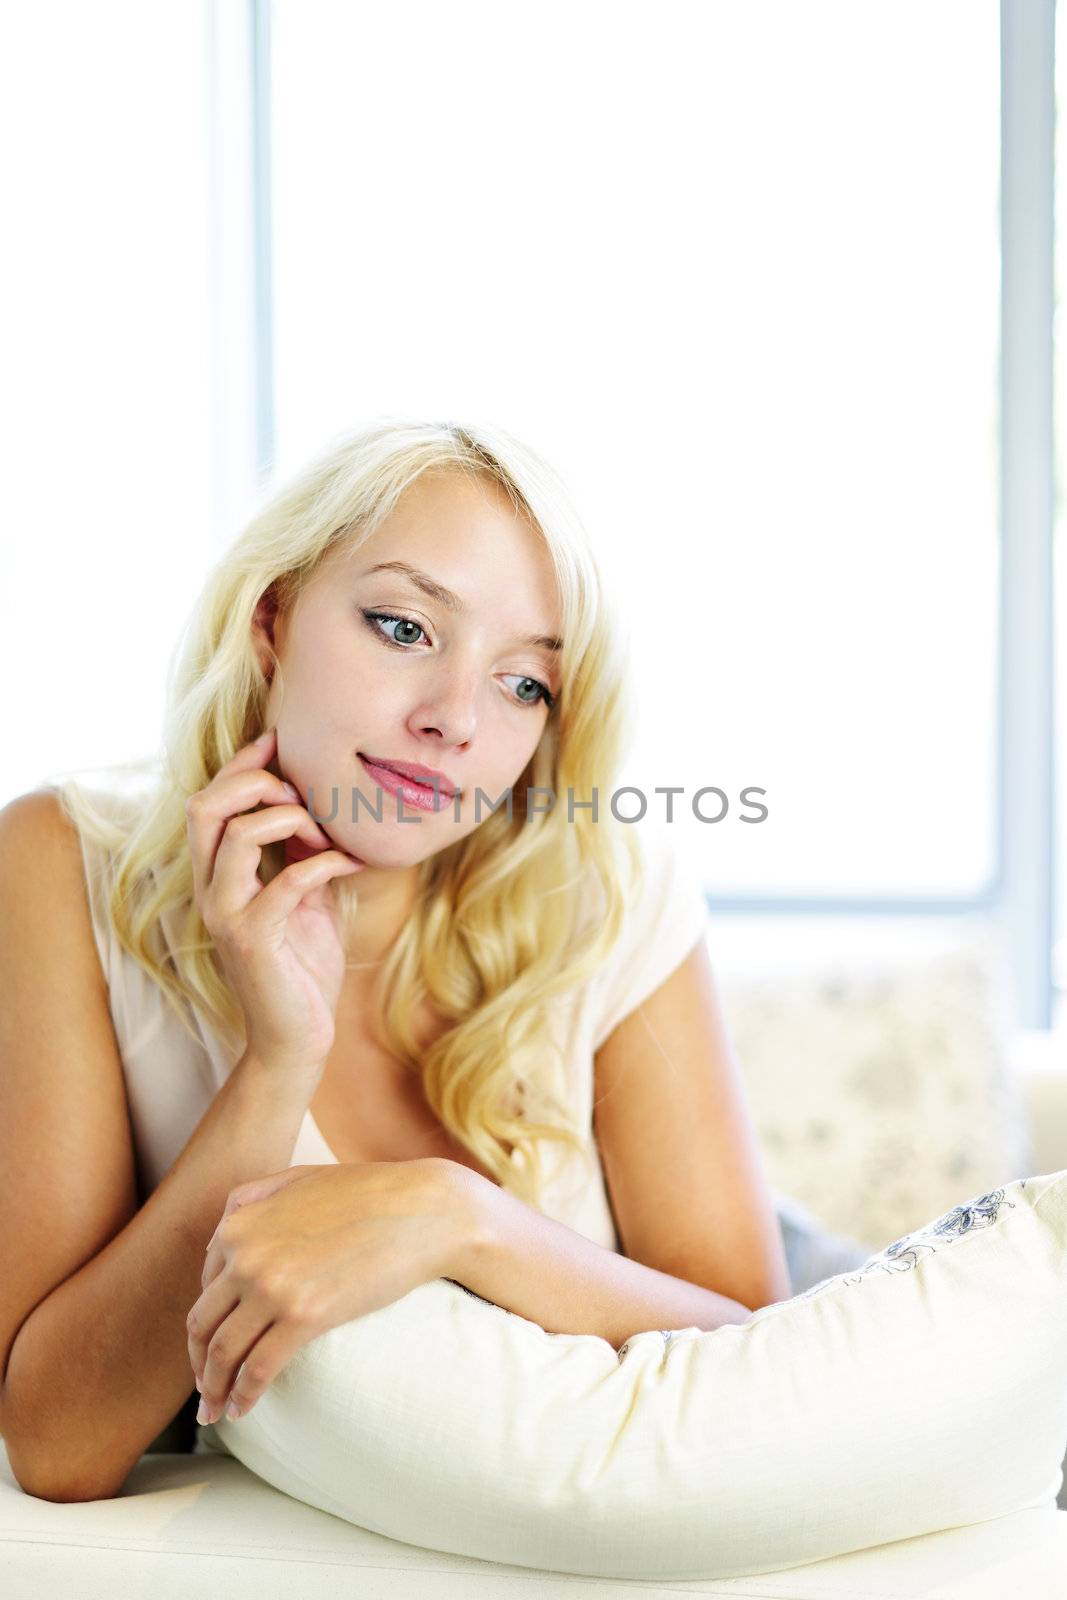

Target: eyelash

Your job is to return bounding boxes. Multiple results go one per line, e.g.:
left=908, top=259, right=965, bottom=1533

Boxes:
left=360, top=610, right=556, bottom=711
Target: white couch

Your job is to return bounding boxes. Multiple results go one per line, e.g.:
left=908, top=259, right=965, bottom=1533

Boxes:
left=3, top=1040, right=1066, bottom=1597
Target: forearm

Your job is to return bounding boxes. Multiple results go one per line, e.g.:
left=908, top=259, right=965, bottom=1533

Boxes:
left=448, top=1170, right=754, bottom=1350
left=4, top=1052, right=316, bottom=1502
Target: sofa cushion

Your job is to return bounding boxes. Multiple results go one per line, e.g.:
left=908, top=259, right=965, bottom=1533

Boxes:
left=717, top=941, right=1033, bottom=1250
left=3, top=1443, right=1065, bottom=1598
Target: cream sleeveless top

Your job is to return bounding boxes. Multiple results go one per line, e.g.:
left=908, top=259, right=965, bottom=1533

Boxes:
left=55, top=780, right=711, bottom=1254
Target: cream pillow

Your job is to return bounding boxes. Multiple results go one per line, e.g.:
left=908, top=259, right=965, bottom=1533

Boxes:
left=201, top=1167, right=1067, bottom=1583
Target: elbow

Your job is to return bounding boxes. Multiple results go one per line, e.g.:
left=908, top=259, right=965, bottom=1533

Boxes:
left=9, top=1453, right=128, bottom=1503
left=741, top=1270, right=794, bottom=1313
left=732, top=1240, right=794, bottom=1314
left=2, top=1376, right=137, bottom=1503
left=710, top=1264, right=792, bottom=1317
left=3, top=1418, right=128, bottom=1504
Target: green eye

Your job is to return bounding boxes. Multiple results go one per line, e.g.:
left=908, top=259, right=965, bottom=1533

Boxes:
left=507, top=675, right=555, bottom=710
left=364, top=611, right=424, bottom=647
left=361, top=610, right=555, bottom=712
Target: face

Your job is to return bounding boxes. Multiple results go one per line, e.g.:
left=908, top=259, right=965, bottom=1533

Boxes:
left=252, top=468, right=563, bottom=872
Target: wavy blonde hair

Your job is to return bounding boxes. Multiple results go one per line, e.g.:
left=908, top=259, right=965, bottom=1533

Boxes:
left=52, top=418, right=645, bottom=1208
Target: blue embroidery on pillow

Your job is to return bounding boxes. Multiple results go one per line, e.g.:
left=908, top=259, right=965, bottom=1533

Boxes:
left=789, top=1186, right=1017, bottom=1303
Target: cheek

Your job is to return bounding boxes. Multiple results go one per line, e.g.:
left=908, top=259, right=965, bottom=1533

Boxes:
left=293, top=633, right=391, bottom=723
left=495, top=714, right=548, bottom=778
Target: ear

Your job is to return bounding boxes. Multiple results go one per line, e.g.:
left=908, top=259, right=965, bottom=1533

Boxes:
left=251, top=583, right=284, bottom=679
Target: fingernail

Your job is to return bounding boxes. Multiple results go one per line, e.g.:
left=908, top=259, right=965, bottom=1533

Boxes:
left=196, top=1398, right=210, bottom=1425
left=226, top=1400, right=242, bottom=1421
left=282, top=782, right=299, bottom=799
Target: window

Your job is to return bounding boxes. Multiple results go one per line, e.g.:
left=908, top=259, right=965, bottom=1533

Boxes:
left=267, top=0, right=1000, bottom=900
left=2, top=3, right=244, bottom=800
left=259, top=2, right=1058, bottom=1027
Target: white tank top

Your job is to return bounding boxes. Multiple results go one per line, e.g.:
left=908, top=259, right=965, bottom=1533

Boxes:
left=55, top=780, right=711, bottom=1253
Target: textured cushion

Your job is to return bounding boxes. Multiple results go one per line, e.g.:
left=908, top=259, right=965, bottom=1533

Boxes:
left=716, top=941, right=1033, bottom=1250
left=4, top=1444, right=1066, bottom=1599
left=198, top=1167, right=1067, bottom=1583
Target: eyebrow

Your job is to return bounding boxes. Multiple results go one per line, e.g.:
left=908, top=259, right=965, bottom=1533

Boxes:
left=363, top=560, right=564, bottom=654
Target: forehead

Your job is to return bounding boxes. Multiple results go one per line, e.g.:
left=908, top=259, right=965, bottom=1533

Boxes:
left=324, top=470, right=560, bottom=616
left=377, top=468, right=536, bottom=548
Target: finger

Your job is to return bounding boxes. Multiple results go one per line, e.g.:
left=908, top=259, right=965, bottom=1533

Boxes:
left=232, top=727, right=276, bottom=766
left=191, top=774, right=326, bottom=900
left=206, top=803, right=337, bottom=920
left=201, top=1228, right=228, bottom=1295
left=201, top=1197, right=246, bottom=1289
left=208, top=1171, right=311, bottom=1255
left=242, top=850, right=365, bottom=934
left=221, top=1317, right=309, bottom=1421
left=196, top=1295, right=270, bottom=1423
left=214, top=726, right=276, bottom=783
left=233, top=1167, right=319, bottom=1206
left=186, top=765, right=300, bottom=907
left=200, top=1171, right=310, bottom=1295
left=187, top=1273, right=240, bottom=1394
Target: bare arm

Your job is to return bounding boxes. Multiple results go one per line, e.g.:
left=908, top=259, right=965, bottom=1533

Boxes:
left=438, top=934, right=791, bottom=1348
left=0, top=774, right=348, bottom=1505
left=592, top=939, right=792, bottom=1312
left=3, top=1051, right=317, bottom=1502
left=448, top=1166, right=754, bottom=1350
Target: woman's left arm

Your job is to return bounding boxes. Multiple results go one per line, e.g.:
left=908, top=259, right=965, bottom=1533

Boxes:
left=445, top=936, right=792, bottom=1345
left=589, top=936, right=792, bottom=1312
left=446, top=1166, right=756, bottom=1350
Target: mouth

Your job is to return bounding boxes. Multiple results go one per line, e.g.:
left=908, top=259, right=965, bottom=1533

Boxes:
left=357, top=753, right=459, bottom=798
left=357, top=753, right=460, bottom=810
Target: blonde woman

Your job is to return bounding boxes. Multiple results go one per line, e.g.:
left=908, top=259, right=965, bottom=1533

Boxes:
left=0, top=419, right=863, bottom=1508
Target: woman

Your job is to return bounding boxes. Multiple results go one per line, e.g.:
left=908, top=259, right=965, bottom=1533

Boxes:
left=0, top=418, right=865, bottom=1503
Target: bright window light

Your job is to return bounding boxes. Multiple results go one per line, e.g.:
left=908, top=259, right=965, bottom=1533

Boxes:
left=269, top=0, right=1000, bottom=902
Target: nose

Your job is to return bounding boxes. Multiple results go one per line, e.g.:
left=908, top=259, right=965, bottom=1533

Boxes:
left=408, top=672, right=479, bottom=749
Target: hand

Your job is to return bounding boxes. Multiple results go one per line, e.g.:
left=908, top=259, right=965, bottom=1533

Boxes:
left=185, top=727, right=365, bottom=1078
left=187, top=1158, right=464, bottom=1424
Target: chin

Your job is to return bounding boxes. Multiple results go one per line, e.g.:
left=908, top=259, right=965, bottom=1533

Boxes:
left=364, top=822, right=470, bottom=867
left=339, top=833, right=424, bottom=869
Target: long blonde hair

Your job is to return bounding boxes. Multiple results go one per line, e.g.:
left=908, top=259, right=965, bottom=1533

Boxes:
left=53, top=418, right=645, bottom=1206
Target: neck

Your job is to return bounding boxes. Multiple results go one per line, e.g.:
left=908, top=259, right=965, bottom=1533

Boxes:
left=335, top=859, right=421, bottom=967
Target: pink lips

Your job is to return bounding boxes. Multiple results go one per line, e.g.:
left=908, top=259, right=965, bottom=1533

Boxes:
left=358, top=754, right=456, bottom=814
left=358, top=753, right=459, bottom=798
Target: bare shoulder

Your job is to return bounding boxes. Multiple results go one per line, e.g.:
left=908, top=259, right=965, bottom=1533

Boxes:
left=0, top=783, right=138, bottom=1424
left=0, top=784, right=85, bottom=872
left=0, top=785, right=105, bottom=942
left=0, top=784, right=73, bottom=832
